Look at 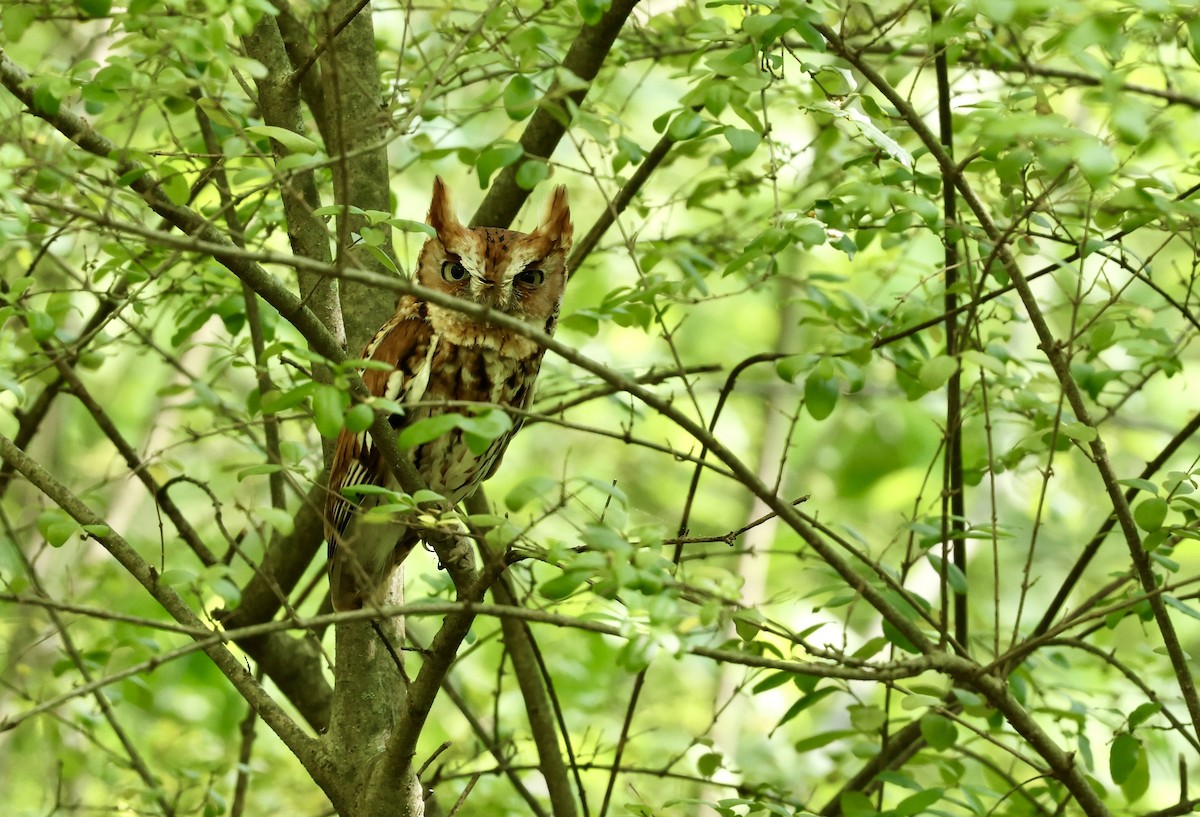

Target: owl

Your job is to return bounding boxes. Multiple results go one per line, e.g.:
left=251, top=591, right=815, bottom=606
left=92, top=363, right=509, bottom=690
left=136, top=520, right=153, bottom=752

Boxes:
left=325, top=177, right=572, bottom=611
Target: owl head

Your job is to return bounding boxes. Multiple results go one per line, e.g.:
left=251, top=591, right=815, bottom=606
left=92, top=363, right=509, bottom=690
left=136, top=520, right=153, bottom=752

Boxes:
left=415, top=176, right=573, bottom=328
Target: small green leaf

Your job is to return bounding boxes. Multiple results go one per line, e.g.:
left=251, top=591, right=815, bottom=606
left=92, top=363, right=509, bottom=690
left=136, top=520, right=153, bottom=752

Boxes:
left=396, top=414, right=465, bottom=448
left=1127, top=702, right=1160, bottom=729
left=506, top=475, right=558, bottom=511
left=895, top=788, right=943, bottom=817
left=1109, top=733, right=1140, bottom=785
left=311, top=384, right=347, bottom=439
left=476, top=142, right=524, bottom=188
left=386, top=218, right=436, bottom=237
left=804, top=372, right=838, bottom=421
left=32, top=82, right=61, bottom=116
left=775, top=687, right=838, bottom=730
left=919, top=355, right=958, bottom=391
left=502, top=75, right=538, bottom=120
left=461, top=409, right=514, bottom=455
left=1188, top=17, right=1200, bottom=66
left=261, top=384, right=314, bottom=414
left=576, top=0, right=611, bottom=26
left=259, top=507, right=295, bottom=536
left=1133, top=497, right=1168, bottom=532
left=752, top=671, right=795, bottom=694
left=25, top=310, right=56, bottom=341
left=794, top=729, right=857, bottom=753
left=723, top=127, right=760, bottom=157
left=211, top=577, right=242, bottom=608
left=76, top=0, right=112, bottom=17
left=1118, top=478, right=1159, bottom=496
left=80, top=524, right=110, bottom=538
left=1060, top=422, right=1097, bottom=443
left=538, top=571, right=587, bottom=600
left=696, top=752, right=721, bottom=778
left=344, top=403, right=375, bottom=433
left=1164, top=595, right=1200, bottom=621
left=237, top=464, right=284, bottom=480
left=45, top=520, right=78, bottom=547
left=920, top=714, right=959, bottom=750
left=927, top=553, right=968, bottom=595
left=3, top=5, right=37, bottom=41
left=159, top=568, right=197, bottom=587
left=515, top=159, right=549, bottom=190
left=245, top=125, right=320, bottom=155
left=668, top=110, right=704, bottom=141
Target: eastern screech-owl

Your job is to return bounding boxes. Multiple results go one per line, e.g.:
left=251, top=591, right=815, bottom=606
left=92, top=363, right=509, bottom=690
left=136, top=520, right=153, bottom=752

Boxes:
left=325, top=177, right=572, bottom=611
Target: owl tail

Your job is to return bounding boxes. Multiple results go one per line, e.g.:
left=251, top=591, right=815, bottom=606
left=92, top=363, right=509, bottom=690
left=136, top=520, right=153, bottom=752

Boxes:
left=329, top=524, right=420, bottom=612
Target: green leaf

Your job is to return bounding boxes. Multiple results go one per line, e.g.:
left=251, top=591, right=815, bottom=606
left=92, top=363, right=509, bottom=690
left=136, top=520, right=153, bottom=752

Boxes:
left=794, top=729, right=857, bottom=753
left=25, top=310, right=56, bottom=341
left=3, top=5, right=37, bottom=41
left=311, top=383, right=347, bottom=439
left=32, top=82, right=61, bottom=116
left=1189, top=17, right=1200, bottom=67
left=76, top=0, right=112, bottom=18
left=386, top=218, right=436, bottom=237
left=396, top=414, right=465, bottom=448
left=461, top=408, right=513, bottom=455
left=1109, top=733, right=1140, bottom=784
left=515, top=159, right=549, bottom=190
left=539, top=571, right=587, bottom=600
left=927, top=553, right=968, bottom=595
left=774, top=686, right=837, bottom=730
left=245, top=125, right=320, bottom=155
left=576, top=0, right=611, bottom=26
left=804, top=372, right=838, bottom=421
left=1164, top=595, right=1200, bottom=621
left=159, top=568, right=197, bottom=587
left=258, top=507, right=295, bottom=536
left=476, top=142, right=524, bottom=188
left=1060, top=422, right=1097, bottom=443
left=505, top=475, right=558, bottom=511
left=1118, top=478, right=1158, bottom=496
left=344, top=403, right=375, bottom=433
left=1127, top=702, right=1160, bottom=729
left=810, top=101, right=912, bottom=168
left=723, top=127, right=760, bottom=157
left=918, top=355, right=958, bottom=391
left=46, top=520, right=78, bottom=547
left=1133, top=497, right=1167, bottom=532
left=502, top=75, right=538, bottom=120
left=839, top=791, right=875, bottom=817
left=895, top=788, right=943, bottom=817
left=668, top=110, right=704, bottom=141
left=211, top=577, right=242, bottom=608
left=919, top=714, right=959, bottom=750
left=80, top=524, right=110, bottom=538
left=261, top=384, right=314, bottom=414
left=237, top=464, right=284, bottom=480
left=696, top=752, right=721, bottom=778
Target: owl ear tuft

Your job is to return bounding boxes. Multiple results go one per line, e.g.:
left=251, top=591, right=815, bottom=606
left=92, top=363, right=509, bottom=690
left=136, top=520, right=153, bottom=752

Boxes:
left=427, top=176, right=463, bottom=237
left=538, top=185, right=573, bottom=249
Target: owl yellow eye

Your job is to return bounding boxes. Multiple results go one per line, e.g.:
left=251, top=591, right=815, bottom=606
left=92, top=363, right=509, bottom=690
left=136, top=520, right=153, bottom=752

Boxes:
left=516, top=267, right=545, bottom=287
left=441, top=261, right=467, bottom=282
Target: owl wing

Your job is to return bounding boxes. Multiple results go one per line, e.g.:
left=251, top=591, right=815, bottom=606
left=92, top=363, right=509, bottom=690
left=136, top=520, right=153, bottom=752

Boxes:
left=326, top=299, right=433, bottom=610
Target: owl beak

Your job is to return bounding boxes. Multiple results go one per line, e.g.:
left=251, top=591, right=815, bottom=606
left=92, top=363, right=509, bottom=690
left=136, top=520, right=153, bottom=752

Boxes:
left=473, top=277, right=505, bottom=307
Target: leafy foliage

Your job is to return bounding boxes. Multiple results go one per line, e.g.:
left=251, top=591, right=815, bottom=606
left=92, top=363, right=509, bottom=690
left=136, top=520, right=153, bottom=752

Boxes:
left=2, top=0, right=1200, bottom=816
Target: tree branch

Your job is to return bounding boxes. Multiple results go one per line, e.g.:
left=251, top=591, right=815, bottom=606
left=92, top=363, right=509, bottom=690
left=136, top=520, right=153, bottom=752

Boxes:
left=470, top=0, right=641, bottom=229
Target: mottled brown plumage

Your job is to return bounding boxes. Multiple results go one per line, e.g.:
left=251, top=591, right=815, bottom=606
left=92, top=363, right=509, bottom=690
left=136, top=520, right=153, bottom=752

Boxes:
left=325, top=177, right=572, bottom=611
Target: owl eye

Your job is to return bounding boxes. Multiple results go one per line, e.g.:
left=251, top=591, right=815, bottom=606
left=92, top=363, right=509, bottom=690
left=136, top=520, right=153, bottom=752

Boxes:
left=516, top=267, right=545, bottom=287
left=441, top=261, right=468, bottom=282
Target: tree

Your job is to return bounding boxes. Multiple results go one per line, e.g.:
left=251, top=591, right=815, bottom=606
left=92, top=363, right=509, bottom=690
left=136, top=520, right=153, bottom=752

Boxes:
left=1, top=0, right=1199, bottom=815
